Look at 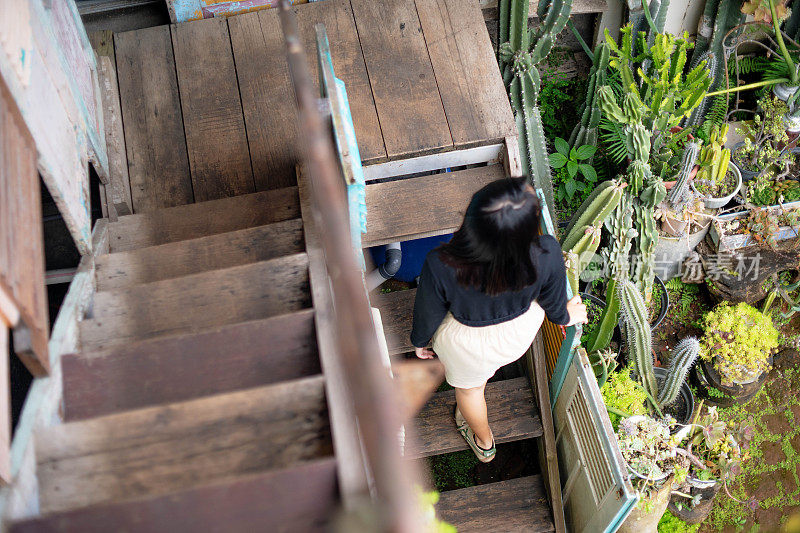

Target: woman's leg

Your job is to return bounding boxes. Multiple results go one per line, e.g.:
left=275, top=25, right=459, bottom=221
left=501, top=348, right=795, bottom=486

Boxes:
left=455, top=382, right=493, bottom=449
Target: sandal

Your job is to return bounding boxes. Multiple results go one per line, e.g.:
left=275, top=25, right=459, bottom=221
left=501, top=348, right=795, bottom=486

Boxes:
left=454, top=406, right=496, bottom=463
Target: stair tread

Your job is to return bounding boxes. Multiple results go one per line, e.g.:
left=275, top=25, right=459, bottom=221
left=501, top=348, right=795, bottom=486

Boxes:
left=363, top=165, right=504, bottom=247
left=96, top=218, right=304, bottom=290
left=11, top=458, right=337, bottom=533
left=436, top=475, right=555, bottom=533
left=63, top=309, right=318, bottom=421
left=81, top=254, right=311, bottom=349
left=373, top=288, right=416, bottom=356
left=36, top=375, right=332, bottom=514
left=108, top=187, right=300, bottom=252
left=410, top=377, right=542, bottom=458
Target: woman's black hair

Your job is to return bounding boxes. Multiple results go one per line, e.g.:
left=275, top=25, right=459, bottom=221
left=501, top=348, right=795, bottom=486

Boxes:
left=438, top=176, right=543, bottom=295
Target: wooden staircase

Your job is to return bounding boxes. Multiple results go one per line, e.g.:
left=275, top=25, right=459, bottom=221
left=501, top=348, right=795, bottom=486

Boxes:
left=8, top=161, right=559, bottom=531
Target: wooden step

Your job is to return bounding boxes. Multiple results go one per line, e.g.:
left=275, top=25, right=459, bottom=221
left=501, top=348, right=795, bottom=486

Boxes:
left=96, top=218, right=305, bottom=290
left=80, top=254, right=310, bottom=349
left=481, top=0, right=607, bottom=20
left=63, top=309, right=318, bottom=421
left=363, top=164, right=504, bottom=247
left=11, top=458, right=338, bottom=533
left=373, top=288, right=415, bottom=355
left=436, top=475, right=555, bottom=532
left=107, top=187, right=300, bottom=252
left=36, top=375, right=332, bottom=513
left=409, top=377, right=542, bottom=458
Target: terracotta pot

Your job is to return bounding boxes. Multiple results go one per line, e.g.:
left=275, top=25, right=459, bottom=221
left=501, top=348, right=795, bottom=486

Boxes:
left=662, top=215, right=688, bottom=237
left=618, top=477, right=674, bottom=533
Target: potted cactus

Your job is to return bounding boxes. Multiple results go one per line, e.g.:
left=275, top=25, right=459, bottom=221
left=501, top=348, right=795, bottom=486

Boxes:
left=616, top=415, right=690, bottom=533
left=699, top=302, right=779, bottom=395
left=691, top=125, right=742, bottom=209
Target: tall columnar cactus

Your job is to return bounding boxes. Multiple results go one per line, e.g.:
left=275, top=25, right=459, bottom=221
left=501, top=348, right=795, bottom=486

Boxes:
left=684, top=51, right=719, bottom=129
left=695, top=124, right=731, bottom=190
left=657, top=337, right=701, bottom=407
left=634, top=201, right=659, bottom=300
left=569, top=43, right=610, bottom=152
left=563, top=225, right=602, bottom=295
left=666, top=141, right=701, bottom=206
left=561, top=180, right=625, bottom=250
left=499, top=0, right=573, bottom=224
left=618, top=279, right=658, bottom=401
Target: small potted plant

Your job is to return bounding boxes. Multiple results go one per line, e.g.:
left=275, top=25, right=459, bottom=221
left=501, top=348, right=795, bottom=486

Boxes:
left=692, top=125, right=741, bottom=209
left=668, top=406, right=749, bottom=524
left=698, top=302, right=779, bottom=400
left=616, top=416, right=690, bottom=533
left=734, top=96, right=796, bottom=182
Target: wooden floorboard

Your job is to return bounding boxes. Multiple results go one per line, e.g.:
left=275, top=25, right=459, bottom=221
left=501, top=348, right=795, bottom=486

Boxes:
left=436, top=475, right=555, bottom=532
left=293, top=0, right=385, bottom=162
left=363, top=164, right=504, bottom=247
left=372, top=288, right=415, bottom=356
left=107, top=187, right=299, bottom=252
left=64, top=310, right=319, bottom=421
left=81, top=254, right=311, bottom=348
left=410, top=377, right=542, bottom=458
left=415, top=0, right=516, bottom=147
left=96, top=218, right=304, bottom=290
left=350, top=0, right=452, bottom=158
left=36, top=376, right=332, bottom=513
left=171, top=18, right=255, bottom=201
left=11, top=459, right=338, bottom=533
left=228, top=11, right=298, bottom=190
left=115, top=26, right=193, bottom=212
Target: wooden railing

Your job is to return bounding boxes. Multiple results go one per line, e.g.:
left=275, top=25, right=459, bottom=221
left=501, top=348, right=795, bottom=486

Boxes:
left=277, top=2, right=423, bottom=531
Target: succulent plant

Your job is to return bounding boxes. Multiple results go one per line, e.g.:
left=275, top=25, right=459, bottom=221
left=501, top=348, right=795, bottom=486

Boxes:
left=618, top=279, right=658, bottom=401
left=657, top=337, right=701, bottom=407
left=561, top=180, right=625, bottom=250
left=666, top=141, right=701, bottom=206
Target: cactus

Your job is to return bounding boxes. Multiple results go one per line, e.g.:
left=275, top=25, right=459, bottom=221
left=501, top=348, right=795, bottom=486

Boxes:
left=563, top=225, right=602, bottom=295
left=618, top=279, right=659, bottom=401
left=666, top=141, right=701, bottom=206
left=569, top=43, right=610, bottom=151
left=633, top=201, right=659, bottom=300
left=626, top=160, right=651, bottom=196
left=695, top=124, right=731, bottom=193
left=561, top=180, right=625, bottom=250
left=684, top=51, right=718, bottom=129
left=656, top=337, right=701, bottom=407
left=500, top=0, right=573, bottom=226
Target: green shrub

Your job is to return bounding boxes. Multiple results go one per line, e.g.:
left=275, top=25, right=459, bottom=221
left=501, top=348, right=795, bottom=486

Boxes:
left=699, top=302, right=779, bottom=384
left=600, top=367, right=648, bottom=430
left=657, top=510, right=700, bottom=533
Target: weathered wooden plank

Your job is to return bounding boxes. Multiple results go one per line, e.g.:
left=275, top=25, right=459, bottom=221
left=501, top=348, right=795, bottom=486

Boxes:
left=436, top=475, right=555, bottom=532
left=372, top=288, right=415, bottom=356
left=171, top=18, right=255, bottom=201
left=64, top=309, right=319, bottom=420
left=480, top=0, right=608, bottom=20
left=96, top=219, right=304, bottom=290
left=107, top=187, right=299, bottom=252
left=115, top=26, right=193, bottom=212
left=410, top=377, right=543, bottom=458
left=11, top=458, right=337, bottom=533
left=81, top=254, right=311, bottom=348
left=0, top=326, right=10, bottom=484
left=166, top=0, right=308, bottom=23
left=97, top=55, right=133, bottom=217
left=293, top=0, right=385, bottom=162
left=349, top=0, right=452, bottom=158
left=414, top=0, right=515, bottom=148
left=297, top=168, right=369, bottom=501
left=363, top=144, right=503, bottom=181
left=37, top=375, right=332, bottom=513
left=0, top=77, right=49, bottom=375
left=363, top=164, right=504, bottom=247
left=228, top=12, right=298, bottom=190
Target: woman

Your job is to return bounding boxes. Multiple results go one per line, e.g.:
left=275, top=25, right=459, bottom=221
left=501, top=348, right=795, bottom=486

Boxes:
left=411, top=177, right=587, bottom=462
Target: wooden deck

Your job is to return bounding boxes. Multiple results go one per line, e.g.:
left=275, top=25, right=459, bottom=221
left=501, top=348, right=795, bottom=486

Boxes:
left=112, top=0, right=515, bottom=213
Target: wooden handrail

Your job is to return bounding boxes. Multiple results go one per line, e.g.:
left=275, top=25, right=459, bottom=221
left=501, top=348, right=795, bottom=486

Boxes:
left=277, top=2, right=422, bottom=531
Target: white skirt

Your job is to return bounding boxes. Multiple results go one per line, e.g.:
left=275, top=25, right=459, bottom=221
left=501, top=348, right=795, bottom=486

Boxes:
left=431, top=301, right=545, bottom=389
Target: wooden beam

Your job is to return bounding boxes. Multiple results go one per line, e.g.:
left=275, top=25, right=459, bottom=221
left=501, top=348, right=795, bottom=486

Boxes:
left=0, top=327, right=10, bottom=485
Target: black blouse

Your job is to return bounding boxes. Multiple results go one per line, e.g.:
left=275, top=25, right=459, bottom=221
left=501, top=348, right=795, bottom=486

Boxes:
left=410, top=234, right=569, bottom=348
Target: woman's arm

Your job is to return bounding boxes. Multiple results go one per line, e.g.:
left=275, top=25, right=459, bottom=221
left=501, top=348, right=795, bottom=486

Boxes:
left=410, top=257, right=449, bottom=354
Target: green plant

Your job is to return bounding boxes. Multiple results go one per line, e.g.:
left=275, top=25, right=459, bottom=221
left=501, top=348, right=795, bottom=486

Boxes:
left=666, top=141, right=701, bottom=206
left=699, top=302, right=780, bottom=384
left=563, top=225, right=602, bottom=296
left=601, top=367, right=648, bottom=430
left=750, top=178, right=800, bottom=205
left=619, top=279, right=659, bottom=401
left=694, top=124, right=734, bottom=199
left=569, top=43, right=610, bottom=152
left=744, top=206, right=782, bottom=249
left=762, top=272, right=800, bottom=319
left=549, top=138, right=598, bottom=204
left=657, top=337, right=701, bottom=407
left=561, top=180, right=625, bottom=251
left=657, top=510, right=700, bottom=533
left=684, top=406, right=748, bottom=484
left=734, top=96, right=795, bottom=183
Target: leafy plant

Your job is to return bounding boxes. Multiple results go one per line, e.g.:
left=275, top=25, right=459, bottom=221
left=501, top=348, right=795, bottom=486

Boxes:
left=601, top=367, right=648, bottom=430
left=699, top=302, right=780, bottom=384
left=549, top=137, right=598, bottom=204
left=749, top=179, right=800, bottom=205
left=657, top=510, right=700, bottom=533
left=684, top=406, right=748, bottom=484
left=734, top=96, right=795, bottom=184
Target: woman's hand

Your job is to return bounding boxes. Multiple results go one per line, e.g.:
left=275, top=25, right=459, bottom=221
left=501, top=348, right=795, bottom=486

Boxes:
left=565, top=295, right=588, bottom=326
left=415, top=346, right=436, bottom=359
